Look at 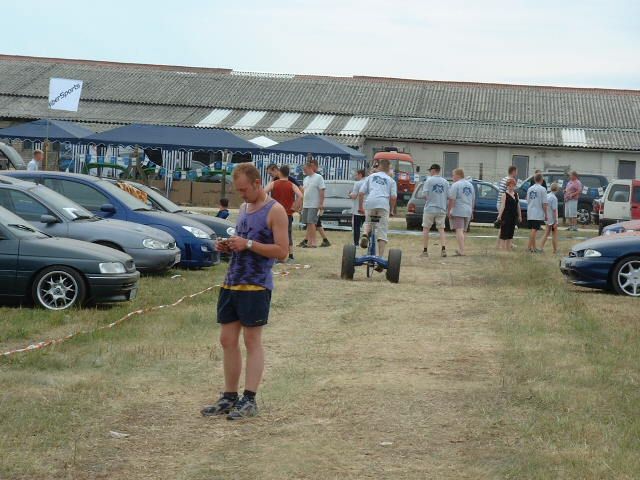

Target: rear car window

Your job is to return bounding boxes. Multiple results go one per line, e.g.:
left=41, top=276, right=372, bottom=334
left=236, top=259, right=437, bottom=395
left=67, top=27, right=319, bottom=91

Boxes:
left=581, top=176, right=603, bottom=189
left=607, top=184, right=630, bottom=203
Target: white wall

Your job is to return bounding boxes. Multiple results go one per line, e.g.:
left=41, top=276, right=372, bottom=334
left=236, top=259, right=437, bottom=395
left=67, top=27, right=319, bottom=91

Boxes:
left=363, top=139, right=640, bottom=182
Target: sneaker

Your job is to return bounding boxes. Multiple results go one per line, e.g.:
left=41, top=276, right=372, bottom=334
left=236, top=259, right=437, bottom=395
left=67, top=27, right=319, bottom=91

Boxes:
left=320, top=239, right=331, bottom=247
left=441, top=249, right=447, bottom=258
left=297, top=239, right=308, bottom=247
left=420, top=251, right=429, bottom=257
left=226, top=395, right=258, bottom=420
left=201, top=394, right=238, bottom=416
left=359, top=234, right=369, bottom=249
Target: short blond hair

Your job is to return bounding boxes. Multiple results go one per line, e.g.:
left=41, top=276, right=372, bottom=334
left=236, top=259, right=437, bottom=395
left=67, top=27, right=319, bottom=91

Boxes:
left=452, top=168, right=464, bottom=178
left=550, top=182, right=560, bottom=192
left=232, top=162, right=261, bottom=183
left=33, top=149, right=44, bottom=156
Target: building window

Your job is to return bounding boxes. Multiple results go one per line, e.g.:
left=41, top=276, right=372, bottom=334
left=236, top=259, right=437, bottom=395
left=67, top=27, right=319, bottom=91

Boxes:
left=443, top=152, right=459, bottom=178
left=618, top=160, right=636, bottom=180
left=512, top=155, right=529, bottom=178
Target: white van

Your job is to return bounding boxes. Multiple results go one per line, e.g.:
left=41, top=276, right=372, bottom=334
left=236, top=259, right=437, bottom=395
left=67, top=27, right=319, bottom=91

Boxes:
left=599, top=179, right=640, bottom=233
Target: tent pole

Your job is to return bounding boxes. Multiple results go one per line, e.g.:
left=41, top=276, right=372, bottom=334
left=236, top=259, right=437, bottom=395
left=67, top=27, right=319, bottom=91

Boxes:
left=221, top=150, right=227, bottom=199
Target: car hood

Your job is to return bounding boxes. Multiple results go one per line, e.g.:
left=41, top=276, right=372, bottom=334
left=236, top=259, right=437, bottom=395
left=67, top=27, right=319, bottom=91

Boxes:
left=572, top=231, right=640, bottom=253
left=134, top=210, right=215, bottom=235
left=20, top=236, right=134, bottom=263
left=77, top=218, right=175, bottom=242
left=605, top=220, right=640, bottom=232
left=179, top=211, right=233, bottom=233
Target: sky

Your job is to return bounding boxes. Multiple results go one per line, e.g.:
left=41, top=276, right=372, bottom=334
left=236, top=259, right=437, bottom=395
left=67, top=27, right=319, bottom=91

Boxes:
left=3, top=0, right=640, bottom=89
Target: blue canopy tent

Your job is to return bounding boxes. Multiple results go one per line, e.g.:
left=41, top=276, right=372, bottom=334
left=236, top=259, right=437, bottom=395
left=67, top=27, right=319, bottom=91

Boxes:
left=0, top=119, right=94, bottom=171
left=257, top=135, right=367, bottom=183
left=82, top=123, right=261, bottom=192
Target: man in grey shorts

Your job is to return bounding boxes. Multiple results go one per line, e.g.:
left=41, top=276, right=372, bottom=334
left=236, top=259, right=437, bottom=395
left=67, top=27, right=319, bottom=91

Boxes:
left=358, top=158, right=397, bottom=261
left=421, top=163, right=449, bottom=257
left=300, top=160, right=325, bottom=248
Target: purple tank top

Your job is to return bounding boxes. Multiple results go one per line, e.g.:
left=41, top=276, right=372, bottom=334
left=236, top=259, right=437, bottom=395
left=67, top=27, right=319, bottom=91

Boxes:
left=225, top=199, right=276, bottom=290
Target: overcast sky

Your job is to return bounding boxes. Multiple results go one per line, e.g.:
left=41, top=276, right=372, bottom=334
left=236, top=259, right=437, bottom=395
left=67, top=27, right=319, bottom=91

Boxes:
left=4, top=0, right=639, bottom=89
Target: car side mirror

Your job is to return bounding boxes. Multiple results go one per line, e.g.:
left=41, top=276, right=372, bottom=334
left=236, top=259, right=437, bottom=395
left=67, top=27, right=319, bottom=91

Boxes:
left=100, top=203, right=116, bottom=213
left=40, top=214, right=59, bottom=224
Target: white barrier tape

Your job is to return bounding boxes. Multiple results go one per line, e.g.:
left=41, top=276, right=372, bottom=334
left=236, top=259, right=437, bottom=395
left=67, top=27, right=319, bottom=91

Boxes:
left=2, top=265, right=312, bottom=358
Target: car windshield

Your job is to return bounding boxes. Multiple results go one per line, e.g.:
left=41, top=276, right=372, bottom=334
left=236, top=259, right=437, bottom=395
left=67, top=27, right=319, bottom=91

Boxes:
left=96, top=179, right=152, bottom=210
left=325, top=183, right=352, bottom=198
left=31, top=185, right=94, bottom=220
left=398, top=160, right=414, bottom=174
left=129, top=182, right=181, bottom=213
left=0, top=207, right=48, bottom=238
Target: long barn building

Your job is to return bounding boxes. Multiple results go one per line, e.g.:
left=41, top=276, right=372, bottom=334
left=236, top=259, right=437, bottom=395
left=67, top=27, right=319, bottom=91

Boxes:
left=1, top=54, right=639, bottom=181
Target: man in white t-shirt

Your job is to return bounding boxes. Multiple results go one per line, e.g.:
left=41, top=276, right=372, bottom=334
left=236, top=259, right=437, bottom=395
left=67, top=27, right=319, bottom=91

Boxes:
left=300, top=160, right=326, bottom=248
left=420, top=163, right=449, bottom=258
left=27, top=149, right=43, bottom=171
left=358, top=159, right=397, bottom=258
left=526, top=173, right=549, bottom=253
left=447, top=168, right=475, bottom=256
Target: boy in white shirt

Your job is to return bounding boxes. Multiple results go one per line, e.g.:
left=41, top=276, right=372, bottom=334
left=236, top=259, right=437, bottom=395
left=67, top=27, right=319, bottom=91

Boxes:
left=540, top=183, right=559, bottom=254
left=526, top=173, right=549, bottom=253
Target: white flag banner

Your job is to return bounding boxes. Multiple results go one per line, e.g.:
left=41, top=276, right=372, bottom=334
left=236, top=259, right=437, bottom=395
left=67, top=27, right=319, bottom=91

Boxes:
left=48, top=78, right=83, bottom=112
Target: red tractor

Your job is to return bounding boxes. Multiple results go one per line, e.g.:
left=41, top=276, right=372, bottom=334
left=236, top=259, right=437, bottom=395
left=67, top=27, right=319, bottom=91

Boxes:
left=371, top=148, right=419, bottom=206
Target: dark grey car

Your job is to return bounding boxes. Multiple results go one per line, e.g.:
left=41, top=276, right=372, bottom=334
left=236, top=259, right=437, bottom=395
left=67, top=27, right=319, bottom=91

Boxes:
left=0, top=206, right=140, bottom=310
left=0, top=176, right=181, bottom=273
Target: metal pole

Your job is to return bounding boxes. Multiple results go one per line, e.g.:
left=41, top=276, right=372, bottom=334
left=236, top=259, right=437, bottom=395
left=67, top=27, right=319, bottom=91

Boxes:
left=221, top=150, right=227, bottom=199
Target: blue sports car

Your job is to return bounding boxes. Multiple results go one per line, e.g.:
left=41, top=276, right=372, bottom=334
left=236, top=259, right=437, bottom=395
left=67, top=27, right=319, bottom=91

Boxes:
left=560, top=232, right=640, bottom=297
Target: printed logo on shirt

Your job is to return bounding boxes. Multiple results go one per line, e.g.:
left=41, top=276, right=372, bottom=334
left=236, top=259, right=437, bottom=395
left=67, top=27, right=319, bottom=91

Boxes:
left=432, top=184, right=445, bottom=194
left=529, top=191, right=538, bottom=200
left=372, top=176, right=388, bottom=186
left=462, top=186, right=473, bottom=197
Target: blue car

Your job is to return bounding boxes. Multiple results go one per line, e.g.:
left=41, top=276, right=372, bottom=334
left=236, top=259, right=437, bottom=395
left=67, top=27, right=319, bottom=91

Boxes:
left=560, top=232, right=640, bottom=297
left=3, top=172, right=218, bottom=268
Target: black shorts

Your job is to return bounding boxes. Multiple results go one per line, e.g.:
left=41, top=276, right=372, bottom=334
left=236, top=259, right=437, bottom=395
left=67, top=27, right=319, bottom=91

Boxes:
left=287, top=215, right=293, bottom=246
left=217, top=288, right=272, bottom=327
left=528, top=220, right=544, bottom=230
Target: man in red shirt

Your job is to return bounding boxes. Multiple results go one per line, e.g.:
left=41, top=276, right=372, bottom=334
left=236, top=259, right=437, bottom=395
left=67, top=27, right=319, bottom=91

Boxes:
left=265, top=165, right=303, bottom=262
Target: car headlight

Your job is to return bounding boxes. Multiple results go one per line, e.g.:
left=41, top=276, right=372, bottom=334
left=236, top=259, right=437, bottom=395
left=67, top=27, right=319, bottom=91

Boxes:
left=584, top=249, right=602, bottom=258
left=143, top=238, right=169, bottom=249
left=182, top=225, right=209, bottom=239
left=99, top=262, right=126, bottom=274
left=341, top=209, right=352, bottom=215
left=603, top=230, right=613, bottom=235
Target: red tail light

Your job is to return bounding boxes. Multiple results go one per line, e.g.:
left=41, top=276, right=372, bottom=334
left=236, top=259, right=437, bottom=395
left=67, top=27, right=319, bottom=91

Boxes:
left=408, top=203, right=416, bottom=213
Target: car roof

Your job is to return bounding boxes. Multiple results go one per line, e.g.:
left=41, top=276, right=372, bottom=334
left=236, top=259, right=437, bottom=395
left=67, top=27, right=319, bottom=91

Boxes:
left=0, top=174, right=36, bottom=187
left=9, top=171, right=103, bottom=183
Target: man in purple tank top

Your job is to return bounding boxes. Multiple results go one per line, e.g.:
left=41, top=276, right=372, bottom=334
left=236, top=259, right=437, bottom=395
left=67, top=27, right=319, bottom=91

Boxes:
left=201, top=163, right=289, bottom=420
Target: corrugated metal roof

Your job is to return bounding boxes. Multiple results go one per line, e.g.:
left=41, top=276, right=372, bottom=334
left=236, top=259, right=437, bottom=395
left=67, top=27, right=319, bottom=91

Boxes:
left=231, top=110, right=267, bottom=129
left=302, top=114, right=335, bottom=134
left=268, top=112, right=301, bottom=131
left=196, top=108, right=232, bottom=127
left=0, top=55, right=639, bottom=151
left=339, top=116, right=370, bottom=136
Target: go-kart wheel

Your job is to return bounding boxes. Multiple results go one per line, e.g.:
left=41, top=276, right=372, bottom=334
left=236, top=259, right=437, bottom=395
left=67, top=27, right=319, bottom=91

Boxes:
left=341, top=244, right=356, bottom=280
left=386, top=249, right=402, bottom=283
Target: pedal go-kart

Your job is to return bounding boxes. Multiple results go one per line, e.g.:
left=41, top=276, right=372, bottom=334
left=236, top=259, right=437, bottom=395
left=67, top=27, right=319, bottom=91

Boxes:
left=341, top=215, right=401, bottom=283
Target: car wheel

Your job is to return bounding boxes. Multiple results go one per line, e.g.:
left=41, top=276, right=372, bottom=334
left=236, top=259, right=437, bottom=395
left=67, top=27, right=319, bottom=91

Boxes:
left=611, top=256, right=640, bottom=297
left=341, top=244, right=356, bottom=280
left=577, top=205, right=591, bottom=225
left=32, top=266, right=87, bottom=310
left=386, top=249, right=402, bottom=284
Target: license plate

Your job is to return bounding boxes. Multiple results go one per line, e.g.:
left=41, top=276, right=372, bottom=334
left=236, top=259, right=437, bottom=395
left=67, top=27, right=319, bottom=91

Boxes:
left=323, top=221, right=339, bottom=226
left=129, top=288, right=138, bottom=300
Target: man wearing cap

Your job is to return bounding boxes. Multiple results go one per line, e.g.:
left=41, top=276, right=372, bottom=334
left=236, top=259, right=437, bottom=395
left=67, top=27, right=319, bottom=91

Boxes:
left=420, top=164, right=449, bottom=257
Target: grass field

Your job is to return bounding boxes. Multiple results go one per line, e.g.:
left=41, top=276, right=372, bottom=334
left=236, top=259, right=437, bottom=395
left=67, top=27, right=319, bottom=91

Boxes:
left=1, top=227, right=638, bottom=479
